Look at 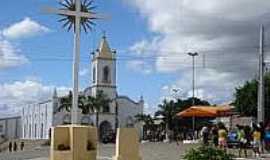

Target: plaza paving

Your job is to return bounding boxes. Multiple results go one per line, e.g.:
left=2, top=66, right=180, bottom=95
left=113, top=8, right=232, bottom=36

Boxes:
left=0, top=142, right=270, bottom=160
left=0, top=142, right=193, bottom=160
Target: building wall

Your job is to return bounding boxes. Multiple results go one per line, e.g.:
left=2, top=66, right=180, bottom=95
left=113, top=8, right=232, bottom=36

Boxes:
left=117, top=96, right=143, bottom=128
left=22, top=100, right=53, bottom=139
left=0, top=116, right=21, bottom=140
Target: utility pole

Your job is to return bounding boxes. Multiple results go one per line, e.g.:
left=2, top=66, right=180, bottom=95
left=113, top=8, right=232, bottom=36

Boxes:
left=188, top=52, right=198, bottom=140
left=258, top=25, right=265, bottom=123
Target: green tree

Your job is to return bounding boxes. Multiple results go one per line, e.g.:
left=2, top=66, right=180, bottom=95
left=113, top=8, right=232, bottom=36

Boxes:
left=233, top=80, right=258, bottom=117
left=135, top=114, right=154, bottom=129
left=135, top=114, right=154, bottom=139
left=90, top=90, right=111, bottom=128
left=155, top=100, right=176, bottom=140
left=155, top=97, right=211, bottom=140
left=233, top=72, right=270, bottom=120
left=58, top=91, right=90, bottom=114
left=58, top=90, right=111, bottom=126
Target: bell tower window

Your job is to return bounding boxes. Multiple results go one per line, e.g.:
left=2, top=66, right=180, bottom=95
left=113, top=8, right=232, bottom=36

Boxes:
left=103, top=66, right=110, bottom=83
left=93, top=67, right=96, bottom=83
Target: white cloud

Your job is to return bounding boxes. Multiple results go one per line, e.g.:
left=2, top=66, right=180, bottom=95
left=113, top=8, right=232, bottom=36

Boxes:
left=143, top=102, right=156, bottom=115
left=161, top=68, right=245, bottom=104
left=126, top=60, right=153, bottom=74
left=127, top=0, right=266, bottom=103
left=79, top=68, right=89, bottom=77
left=0, top=39, right=28, bottom=69
left=0, top=80, right=70, bottom=117
left=2, top=17, right=50, bottom=39
left=0, top=17, right=50, bottom=69
left=129, top=37, right=161, bottom=56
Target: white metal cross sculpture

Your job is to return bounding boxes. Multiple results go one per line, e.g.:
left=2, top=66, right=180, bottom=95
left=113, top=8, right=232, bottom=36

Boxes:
left=45, top=0, right=101, bottom=124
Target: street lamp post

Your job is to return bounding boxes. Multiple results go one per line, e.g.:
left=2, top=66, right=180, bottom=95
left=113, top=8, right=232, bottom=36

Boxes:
left=188, top=52, right=198, bottom=139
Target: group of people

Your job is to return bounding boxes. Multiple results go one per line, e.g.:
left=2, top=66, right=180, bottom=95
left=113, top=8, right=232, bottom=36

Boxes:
left=8, top=141, right=24, bottom=152
left=145, top=128, right=167, bottom=142
left=200, top=122, right=267, bottom=158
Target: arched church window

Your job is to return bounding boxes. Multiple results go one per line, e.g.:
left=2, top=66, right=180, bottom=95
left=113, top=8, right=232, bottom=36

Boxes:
left=93, top=67, right=96, bottom=83
left=103, top=66, right=110, bottom=83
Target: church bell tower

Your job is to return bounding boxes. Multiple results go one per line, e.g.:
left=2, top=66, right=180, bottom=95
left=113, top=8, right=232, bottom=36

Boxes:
left=91, top=35, right=117, bottom=99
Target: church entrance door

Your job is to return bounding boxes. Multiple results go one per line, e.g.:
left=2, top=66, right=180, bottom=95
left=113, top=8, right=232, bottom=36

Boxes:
left=99, top=121, right=113, bottom=143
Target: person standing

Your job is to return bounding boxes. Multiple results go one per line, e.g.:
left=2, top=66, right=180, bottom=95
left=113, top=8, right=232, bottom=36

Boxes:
left=259, top=122, right=265, bottom=153
left=201, top=126, right=209, bottom=145
left=237, top=125, right=247, bottom=158
left=252, top=125, right=261, bottom=157
left=218, top=123, right=228, bottom=151
left=8, top=142, right=12, bottom=152
left=20, top=141, right=24, bottom=151
left=211, top=125, right=219, bottom=147
left=13, top=142, right=17, bottom=152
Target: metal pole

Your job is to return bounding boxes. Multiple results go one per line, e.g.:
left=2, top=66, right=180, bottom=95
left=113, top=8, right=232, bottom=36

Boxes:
left=192, top=56, right=195, bottom=139
left=192, top=55, right=195, bottom=105
left=258, top=25, right=265, bottom=123
left=188, top=52, right=198, bottom=140
left=72, top=0, right=81, bottom=124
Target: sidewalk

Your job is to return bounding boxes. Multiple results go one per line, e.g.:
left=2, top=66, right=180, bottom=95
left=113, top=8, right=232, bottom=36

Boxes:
left=234, top=153, right=270, bottom=160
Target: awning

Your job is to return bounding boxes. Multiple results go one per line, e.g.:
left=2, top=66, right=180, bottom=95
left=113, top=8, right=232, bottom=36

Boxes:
left=177, top=105, right=233, bottom=118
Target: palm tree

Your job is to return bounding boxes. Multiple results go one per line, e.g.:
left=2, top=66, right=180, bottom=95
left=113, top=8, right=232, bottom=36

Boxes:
left=58, top=91, right=91, bottom=115
left=91, top=90, right=111, bottom=128
left=57, top=90, right=110, bottom=128
left=135, top=114, right=154, bottom=140
left=58, top=91, right=73, bottom=112
left=155, top=100, right=176, bottom=141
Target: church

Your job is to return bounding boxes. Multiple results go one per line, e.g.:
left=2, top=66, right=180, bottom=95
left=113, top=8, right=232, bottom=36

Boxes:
left=22, top=35, right=144, bottom=140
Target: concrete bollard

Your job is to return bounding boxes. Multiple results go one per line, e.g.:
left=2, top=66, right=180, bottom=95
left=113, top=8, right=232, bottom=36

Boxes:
left=50, top=125, right=97, bottom=160
left=113, top=128, right=142, bottom=160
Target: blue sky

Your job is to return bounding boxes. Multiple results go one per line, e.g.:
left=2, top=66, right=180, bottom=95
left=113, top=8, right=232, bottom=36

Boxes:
left=0, top=0, right=179, bottom=115
left=1, top=0, right=269, bottom=116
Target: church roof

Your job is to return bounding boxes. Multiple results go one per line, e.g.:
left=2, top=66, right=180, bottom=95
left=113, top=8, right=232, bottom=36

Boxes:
left=96, top=35, right=114, bottom=59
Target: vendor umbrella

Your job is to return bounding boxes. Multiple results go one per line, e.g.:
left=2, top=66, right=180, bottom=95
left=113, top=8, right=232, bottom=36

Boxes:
left=176, top=105, right=233, bottom=139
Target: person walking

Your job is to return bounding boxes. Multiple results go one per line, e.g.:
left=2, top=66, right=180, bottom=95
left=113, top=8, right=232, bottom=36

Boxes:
left=237, top=125, right=247, bottom=158
left=252, top=125, right=261, bottom=157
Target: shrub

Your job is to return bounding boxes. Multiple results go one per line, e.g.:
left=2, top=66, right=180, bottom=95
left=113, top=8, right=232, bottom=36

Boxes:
left=183, top=146, right=234, bottom=160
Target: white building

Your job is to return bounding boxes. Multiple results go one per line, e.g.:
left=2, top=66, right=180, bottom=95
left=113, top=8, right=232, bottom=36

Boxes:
left=22, top=99, right=55, bottom=139
left=22, top=35, right=144, bottom=139
left=0, top=116, right=21, bottom=142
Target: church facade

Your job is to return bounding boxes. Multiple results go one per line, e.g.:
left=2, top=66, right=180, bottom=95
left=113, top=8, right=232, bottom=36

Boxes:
left=22, top=36, right=144, bottom=140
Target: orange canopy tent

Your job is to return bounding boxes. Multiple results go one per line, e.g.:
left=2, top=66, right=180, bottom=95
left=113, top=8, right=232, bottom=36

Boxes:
left=177, top=105, right=233, bottom=118
left=176, top=105, right=233, bottom=140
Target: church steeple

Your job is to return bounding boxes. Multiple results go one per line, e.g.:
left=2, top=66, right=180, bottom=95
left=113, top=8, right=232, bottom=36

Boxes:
left=91, top=34, right=117, bottom=99
left=95, top=35, right=114, bottom=59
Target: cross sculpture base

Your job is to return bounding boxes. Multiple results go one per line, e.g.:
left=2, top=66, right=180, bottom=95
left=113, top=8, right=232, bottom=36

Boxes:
left=50, top=125, right=97, bottom=160
left=113, top=128, right=142, bottom=160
